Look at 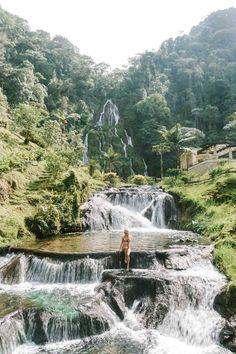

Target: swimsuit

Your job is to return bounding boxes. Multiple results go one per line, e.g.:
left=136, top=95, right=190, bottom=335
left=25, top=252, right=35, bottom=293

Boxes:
left=122, top=237, right=131, bottom=255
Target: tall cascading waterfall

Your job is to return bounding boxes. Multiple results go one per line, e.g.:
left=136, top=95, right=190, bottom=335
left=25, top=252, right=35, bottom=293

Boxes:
left=143, top=158, right=148, bottom=176
left=97, top=99, right=120, bottom=127
left=97, top=100, right=133, bottom=172
left=81, top=186, right=177, bottom=231
left=124, top=129, right=133, bottom=147
left=83, top=99, right=137, bottom=174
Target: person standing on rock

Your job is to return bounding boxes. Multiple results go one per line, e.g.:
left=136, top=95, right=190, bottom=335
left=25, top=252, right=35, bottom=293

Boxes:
left=120, top=229, right=131, bottom=271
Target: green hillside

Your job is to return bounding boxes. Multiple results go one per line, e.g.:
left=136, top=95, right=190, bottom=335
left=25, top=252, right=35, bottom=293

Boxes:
left=162, top=162, right=236, bottom=288
left=0, top=6, right=236, bottom=176
left=0, top=126, right=106, bottom=247
left=0, top=5, right=235, bottom=285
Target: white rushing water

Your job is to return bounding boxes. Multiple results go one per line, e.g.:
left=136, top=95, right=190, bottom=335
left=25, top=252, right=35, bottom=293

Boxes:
left=0, top=186, right=231, bottom=354
left=0, top=244, right=230, bottom=354
left=124, top=129, right=133, bottom=147
left=143, top=158, right=148, bottom=176
left=97, top=99, right=120, bottom=127
left=83, top=187, right=177, bottom=231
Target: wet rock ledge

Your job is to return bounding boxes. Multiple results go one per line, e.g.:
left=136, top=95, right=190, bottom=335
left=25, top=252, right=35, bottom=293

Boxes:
left=214, top=285, right=236, bottom=352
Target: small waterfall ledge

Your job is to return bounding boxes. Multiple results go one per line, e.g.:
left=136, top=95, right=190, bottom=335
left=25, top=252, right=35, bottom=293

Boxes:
left=0, top=246, right=231, bottom=354
left=0, top=185, right=233, bottom=354
left=81, top=186, right=178, bottom=231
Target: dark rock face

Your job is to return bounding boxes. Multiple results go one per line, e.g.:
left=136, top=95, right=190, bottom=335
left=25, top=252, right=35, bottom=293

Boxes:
left=23, top=309, right=48, bottom=344
left=101, top=270, right=171, bottom=328
left=0, top=311, right=26, bottom=353
left=219, top=318, right=236, bottom=352
left=0, top=255, right=23, bottom=284
left=214, top=286, right=236, bottom=352
left=96, top=281, right=126, bottom=320
left=14, top=299, right=115, bottom=345
left=214, top=286, right=236, bottom=318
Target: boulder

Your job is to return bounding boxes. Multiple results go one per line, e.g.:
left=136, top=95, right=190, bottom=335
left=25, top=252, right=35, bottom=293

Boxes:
left=214, top=285, right=236, bottom=352
left=101, top=270, right=171, bottom=328
left=219, top=316, right=236, bottom=352
left=96, top=280, right=126, bottom=320
left=0, top=255, right=23, bottom=284
left=214, top=285, right=236, bottom=318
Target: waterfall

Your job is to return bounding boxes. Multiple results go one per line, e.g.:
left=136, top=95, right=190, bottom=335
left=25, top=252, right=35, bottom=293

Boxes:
left=120, top=138, right=127, bottom=157
left=82, top=186, right=177, bottom=231
left=0, top=185, right=231, bottom=354
left=23, top=306, right=113, bottom=343
left=96, top=101, right=133, bottom=162
left=0, top=313, right=26, bottom=354
left=156, top=270, right=226, bottom=347
left=97, top=100, right=120, bottom=127
left=0, top=244, right=231, bottom=354
left=130, top=159, right=135, bottom=175
left=124, top=130, right=133, bottom=147
left=82, top=133, right=89, bottom=164
left=143, top=158, right=148, bottom=176
left=26, top=256, right=105, bottom=284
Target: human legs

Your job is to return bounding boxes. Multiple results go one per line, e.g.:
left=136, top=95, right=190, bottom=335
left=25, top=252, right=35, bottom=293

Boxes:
left=126, top=248, right=130, bottom=271
left=124, top=249, right=128, bottom=264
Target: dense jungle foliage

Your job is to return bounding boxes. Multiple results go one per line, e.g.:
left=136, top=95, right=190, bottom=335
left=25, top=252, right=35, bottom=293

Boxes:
left=0, top=8, right=236, bottom=248
left=0, top=6, right=236, bottom=176
left=0, top=6, right=235, bottom=288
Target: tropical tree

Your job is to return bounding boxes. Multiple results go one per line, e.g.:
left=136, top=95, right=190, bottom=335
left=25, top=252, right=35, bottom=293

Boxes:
left=0, top=89, right=10, bottom=126
left=223, top=112, right=236, bottom=143
left=104, top=146, right=120, bottom=172
left=158, top=123, right=204, bottom=168
left=152, top=143, right=170, bottom=179
left=14, top=103, right=46, bottom=144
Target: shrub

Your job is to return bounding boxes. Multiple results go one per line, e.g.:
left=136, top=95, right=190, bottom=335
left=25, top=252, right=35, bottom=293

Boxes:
left=166, top=168, right=181, bottom=177
left=186, top=219, right=206, bottom=234
left=210, top=176, right=236, bottom=203
left=30, top=133, right=46, bottom=148
left=45, top=152, right=68, bottom=179
left=25, top=204, right=60, bottom=239
left=103, top=172, right=119, bottom=186
left=88, top=159, right=100, bottom=176
left=0, top=157, right=10, bottom=175
left=131, top=174, right=147, bottom=185
left=209, top=167, right=223, bottom=179
left=57, top=191, right=79, bottom=230
left=62, top=171, right=77, bottom=190
left=92, top=169, right=103, bottom=179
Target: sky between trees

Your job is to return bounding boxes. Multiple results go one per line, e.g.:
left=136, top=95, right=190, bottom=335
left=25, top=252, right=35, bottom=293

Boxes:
left=1, top=0, right=236, bottom=67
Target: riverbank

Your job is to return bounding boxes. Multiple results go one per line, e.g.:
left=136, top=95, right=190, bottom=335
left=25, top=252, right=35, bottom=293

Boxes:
left=161, top=161, right=236, bottom=290
left=0, top=127, right=108, bottom=248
